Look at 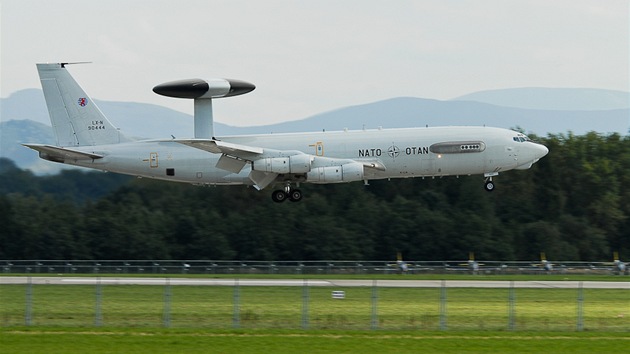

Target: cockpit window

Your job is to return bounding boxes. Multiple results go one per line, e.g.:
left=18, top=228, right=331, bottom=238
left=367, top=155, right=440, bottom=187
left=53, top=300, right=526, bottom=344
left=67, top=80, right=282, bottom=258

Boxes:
left=513, top=135, right=532, bottom=143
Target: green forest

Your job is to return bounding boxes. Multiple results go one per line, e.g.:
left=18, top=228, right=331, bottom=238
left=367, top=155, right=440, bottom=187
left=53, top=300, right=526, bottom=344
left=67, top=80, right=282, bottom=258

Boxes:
left=1, top=132, right=629, bottom=262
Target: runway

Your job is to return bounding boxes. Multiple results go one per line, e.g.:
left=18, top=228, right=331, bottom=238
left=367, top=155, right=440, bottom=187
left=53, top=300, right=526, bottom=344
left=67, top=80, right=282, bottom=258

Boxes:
left=1, top=277, right=628, bottom=289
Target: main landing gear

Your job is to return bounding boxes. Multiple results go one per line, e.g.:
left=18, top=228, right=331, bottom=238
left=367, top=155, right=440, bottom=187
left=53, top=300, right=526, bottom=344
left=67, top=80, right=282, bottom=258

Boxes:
left=271, top=184, right=303, bottom=203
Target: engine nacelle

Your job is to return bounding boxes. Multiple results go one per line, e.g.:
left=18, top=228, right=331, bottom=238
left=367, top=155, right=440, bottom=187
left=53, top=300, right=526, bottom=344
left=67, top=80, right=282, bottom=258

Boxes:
left=307, top=162, right=364, bottom=183
left=252, top=154, right=312, bottom=174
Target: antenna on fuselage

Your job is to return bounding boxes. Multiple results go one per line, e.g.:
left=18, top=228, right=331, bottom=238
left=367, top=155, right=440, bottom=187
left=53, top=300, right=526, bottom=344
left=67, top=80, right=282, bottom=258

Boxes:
left=152, top=78, right=255, bottom=139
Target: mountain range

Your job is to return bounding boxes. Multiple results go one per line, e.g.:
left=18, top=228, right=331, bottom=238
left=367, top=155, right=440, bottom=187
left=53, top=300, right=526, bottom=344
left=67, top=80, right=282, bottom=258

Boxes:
left=1, top=87, right=628, bottom=174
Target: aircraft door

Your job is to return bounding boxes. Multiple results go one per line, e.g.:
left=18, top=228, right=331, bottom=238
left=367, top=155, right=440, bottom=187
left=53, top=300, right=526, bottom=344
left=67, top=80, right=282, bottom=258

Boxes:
left=420, top=157, right=435, bottom=176
left=309, top=142, right=324, bottom=156
left=150, top=152, right=158, bottom=168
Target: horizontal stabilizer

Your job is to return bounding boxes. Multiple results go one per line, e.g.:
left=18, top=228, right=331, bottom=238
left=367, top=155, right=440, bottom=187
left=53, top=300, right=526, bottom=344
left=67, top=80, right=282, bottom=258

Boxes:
left=23, top=144, right=103, bottom=162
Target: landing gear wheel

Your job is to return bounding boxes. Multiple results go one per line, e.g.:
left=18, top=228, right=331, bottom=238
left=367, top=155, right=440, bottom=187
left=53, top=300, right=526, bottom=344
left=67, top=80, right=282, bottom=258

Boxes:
left=289, top=189, right=303, bottom=202
left=271, top=190, right=288, bottom=203
left=484, top=180, right=495, bottom=192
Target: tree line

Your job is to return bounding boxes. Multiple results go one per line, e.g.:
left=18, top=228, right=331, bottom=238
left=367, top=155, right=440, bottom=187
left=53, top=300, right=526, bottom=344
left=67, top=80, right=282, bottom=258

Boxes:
left=1, top=131, right=629, bottom=262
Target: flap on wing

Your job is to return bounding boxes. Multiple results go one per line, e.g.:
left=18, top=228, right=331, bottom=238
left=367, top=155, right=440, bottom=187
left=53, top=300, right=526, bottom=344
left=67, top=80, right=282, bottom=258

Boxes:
left=216, top=154, right=247, bottom=174
left=175, top=139, right=263, bottom=157
left=23, top=144, right=104, bottom=161
left=249, top=170, right=278, bottom=190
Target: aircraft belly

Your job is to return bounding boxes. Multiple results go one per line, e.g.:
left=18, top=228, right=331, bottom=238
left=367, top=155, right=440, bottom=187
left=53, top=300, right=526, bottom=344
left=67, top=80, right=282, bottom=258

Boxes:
left=387, top=153, right=486, bottom=177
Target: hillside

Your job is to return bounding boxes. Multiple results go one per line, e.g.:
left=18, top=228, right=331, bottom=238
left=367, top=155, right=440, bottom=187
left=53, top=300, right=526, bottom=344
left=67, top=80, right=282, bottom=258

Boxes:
left=453, top=87, right=629, bottom=111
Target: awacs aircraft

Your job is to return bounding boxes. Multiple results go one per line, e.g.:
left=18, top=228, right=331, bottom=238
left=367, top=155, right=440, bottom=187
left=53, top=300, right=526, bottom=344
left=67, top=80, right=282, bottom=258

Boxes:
left=24, top=63, right=549, bottom=202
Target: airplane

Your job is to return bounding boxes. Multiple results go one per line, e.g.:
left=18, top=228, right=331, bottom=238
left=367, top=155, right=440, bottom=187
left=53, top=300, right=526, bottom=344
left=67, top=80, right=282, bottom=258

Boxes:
left=24, top=63, right=549, bottom=202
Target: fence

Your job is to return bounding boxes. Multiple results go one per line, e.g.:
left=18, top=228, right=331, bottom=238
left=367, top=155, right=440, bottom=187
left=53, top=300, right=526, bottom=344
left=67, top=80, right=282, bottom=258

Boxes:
left=1, top=277, right=628, bottom=331
left=1, top=259, right=627, bottom=275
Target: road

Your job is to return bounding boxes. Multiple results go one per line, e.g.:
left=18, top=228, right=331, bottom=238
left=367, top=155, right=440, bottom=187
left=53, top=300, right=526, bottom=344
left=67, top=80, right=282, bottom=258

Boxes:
left=1, top=277, right=628, bottom=289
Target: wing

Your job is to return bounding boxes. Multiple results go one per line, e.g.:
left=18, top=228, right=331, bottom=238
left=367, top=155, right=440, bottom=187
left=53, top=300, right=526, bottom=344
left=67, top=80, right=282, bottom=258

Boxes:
left=175, top=139, right=263, bottom=156
left=23, top=144, right=104, bottom=162
left=174, top=138, right=385, bottom=190
left=175, top=138, right=279, bottom=189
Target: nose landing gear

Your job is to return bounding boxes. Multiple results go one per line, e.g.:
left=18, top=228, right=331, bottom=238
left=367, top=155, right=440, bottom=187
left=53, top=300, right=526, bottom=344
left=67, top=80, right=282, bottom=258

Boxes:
left=483, top=172, right=498, bottom=192
left=484, top=177, right=495, bottom=192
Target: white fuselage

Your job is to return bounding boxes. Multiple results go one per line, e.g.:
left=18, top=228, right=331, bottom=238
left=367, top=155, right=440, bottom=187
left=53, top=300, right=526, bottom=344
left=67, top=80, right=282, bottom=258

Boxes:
left=62, top=126, right=547, bottom=187
left=28, top=63, right=549, bottom=202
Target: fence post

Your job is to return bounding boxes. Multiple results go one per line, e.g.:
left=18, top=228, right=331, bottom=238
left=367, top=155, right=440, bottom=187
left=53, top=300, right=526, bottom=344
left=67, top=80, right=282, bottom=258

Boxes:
left=508, top=280, right=516, bottom=330
left=233, top=278, right=240, bottom=328
left=439, top=280, right=447, bottom=330
left=302, top=279, right=309, bottom=329
left=95, top=277, right=103, bottom=327
left=576, top=281, right=584, bottom=331
left=371, top=279, right=378, bottom=330
left=25, top=276, right=33, bottom=326
left=162, top=278, right=171, bottom=328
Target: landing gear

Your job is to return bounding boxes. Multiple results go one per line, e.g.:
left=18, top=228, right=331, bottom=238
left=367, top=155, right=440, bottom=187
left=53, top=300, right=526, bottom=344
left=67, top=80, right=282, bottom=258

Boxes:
left=271, top=184, right=303, bottom=203
left=288, top=189, right=303, bottom=202
left=484, top=177, right=495, bottom=192
left=271, top=190, right=288, bottom=203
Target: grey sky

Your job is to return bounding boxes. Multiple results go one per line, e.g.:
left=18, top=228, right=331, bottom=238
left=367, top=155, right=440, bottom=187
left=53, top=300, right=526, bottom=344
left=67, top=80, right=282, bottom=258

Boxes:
left=1, top=0, right=628, bottom=126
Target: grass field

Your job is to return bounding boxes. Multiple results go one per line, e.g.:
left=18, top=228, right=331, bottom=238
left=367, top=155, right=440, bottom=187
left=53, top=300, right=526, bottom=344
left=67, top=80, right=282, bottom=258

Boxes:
left=3, top=272, right=628, bottom=281
left=1, top=283, right=628, bottom=331
left=1, top=277, right=629, bottom=353
left=1, top=329, right=630, bottom=354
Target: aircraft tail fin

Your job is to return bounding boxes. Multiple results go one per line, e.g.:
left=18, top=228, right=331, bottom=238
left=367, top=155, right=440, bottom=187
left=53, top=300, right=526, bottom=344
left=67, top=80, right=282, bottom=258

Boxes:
left=37, top=63, right=127, bottom=147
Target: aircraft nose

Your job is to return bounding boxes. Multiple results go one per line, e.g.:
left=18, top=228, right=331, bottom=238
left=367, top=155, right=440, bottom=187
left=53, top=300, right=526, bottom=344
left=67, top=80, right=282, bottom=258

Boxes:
left=536, top=143, right=549, bottom=159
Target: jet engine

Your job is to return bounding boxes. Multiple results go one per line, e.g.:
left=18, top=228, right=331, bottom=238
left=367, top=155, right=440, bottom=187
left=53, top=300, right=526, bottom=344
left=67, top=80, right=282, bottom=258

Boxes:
left=252, top=154, right=312, bottom=174
left=306, top=162, right=364, bottom=183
